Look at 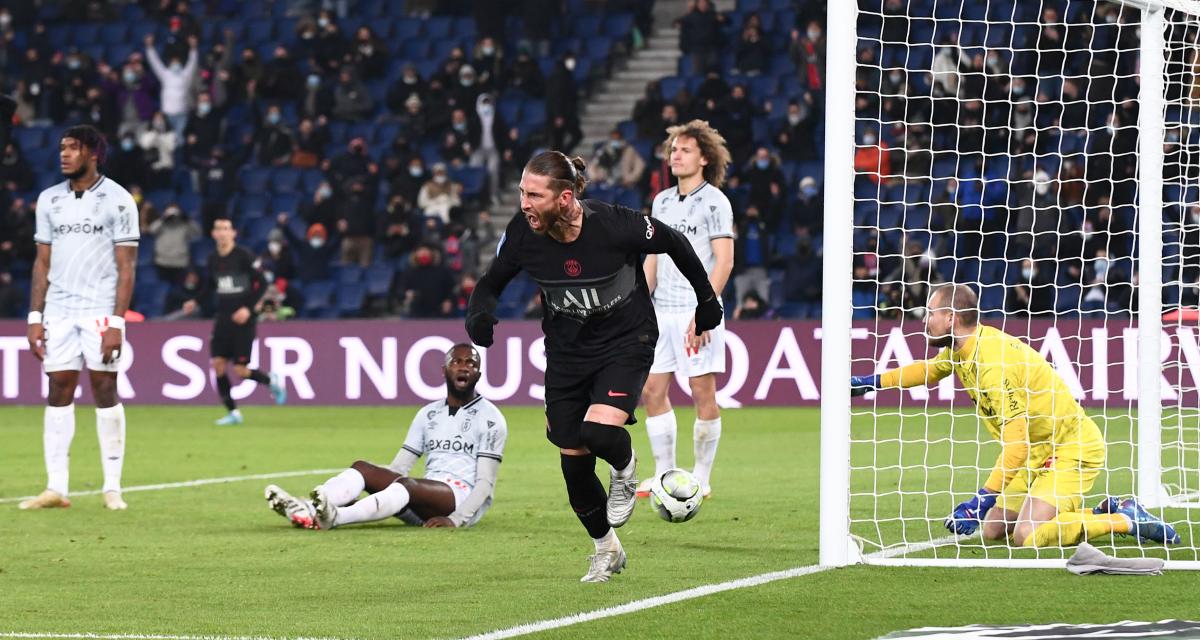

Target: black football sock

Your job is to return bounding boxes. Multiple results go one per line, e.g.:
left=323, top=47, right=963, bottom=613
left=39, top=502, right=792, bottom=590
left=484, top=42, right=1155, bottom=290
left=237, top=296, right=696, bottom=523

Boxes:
left=580, top=421, right=633, bottom=472
left=561, top=453, right=610, bottom=539
left=216, top=375, right=237, bottom=411
left=246, top=369, right=270, bottom=385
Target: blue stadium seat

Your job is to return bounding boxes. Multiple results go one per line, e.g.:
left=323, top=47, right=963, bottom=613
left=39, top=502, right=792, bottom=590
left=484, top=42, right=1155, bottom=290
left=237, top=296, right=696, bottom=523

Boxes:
left=301, top=169, right=325, bottom=195
left=338, top=264, right=365, bottom=284
left=13, top=127, right=45, bottom=151
left=240, top=166, right=271, bottom=194
left=336, top=282, right=366, bottom=317
left=270, top=194, right=301, bottom=216
left=402, top=39, right=432, bottom=60
left=302, top=280, right=336, bottom=317
left=604, top=13, right=634, bottom=37
left=137, top=237, right=156, bottom=266
left=246, top=19, right=274, bottom=42
left=426, top=17, right=453, bottom=40
left=452, top=167, right=486, bottom=200
left=271, top=167, right=301, bottom=194
left=365, top=265, right=394, bottom=297
left=659, top=76, right=686, bottom=100
left=498, top=96, right=523, bottom=125
left=394, top=19, right=422, bottom=40
left=100, top=23, right=128, bottom=45
left=237, top=193, right=268, bottom=219
left=521, top=101, right=546, bottom=129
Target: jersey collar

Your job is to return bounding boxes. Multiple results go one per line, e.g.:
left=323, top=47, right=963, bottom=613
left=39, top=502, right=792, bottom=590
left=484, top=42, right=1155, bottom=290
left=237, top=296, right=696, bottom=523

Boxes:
left=677, top=180, right=708, bottom=201
left=953, top=325, right=982, bottom=362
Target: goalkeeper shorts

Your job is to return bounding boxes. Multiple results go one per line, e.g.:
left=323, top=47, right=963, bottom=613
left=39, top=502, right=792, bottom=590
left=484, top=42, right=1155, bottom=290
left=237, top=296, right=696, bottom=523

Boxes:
left=996, top=456, right=1103, bottom=514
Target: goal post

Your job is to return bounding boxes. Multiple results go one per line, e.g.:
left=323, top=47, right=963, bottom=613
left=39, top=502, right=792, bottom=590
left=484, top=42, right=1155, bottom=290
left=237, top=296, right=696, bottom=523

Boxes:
left=821, top=0, right=1200, bottom=568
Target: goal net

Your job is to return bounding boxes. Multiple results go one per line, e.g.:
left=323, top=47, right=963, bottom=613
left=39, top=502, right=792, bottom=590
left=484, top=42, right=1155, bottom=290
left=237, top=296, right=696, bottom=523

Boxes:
left=820, top=0, right=1200, bottom=568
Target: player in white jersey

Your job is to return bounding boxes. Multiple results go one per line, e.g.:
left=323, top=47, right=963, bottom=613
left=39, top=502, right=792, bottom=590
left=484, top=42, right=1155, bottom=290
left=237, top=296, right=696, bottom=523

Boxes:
left=22, top=125, right=138, bottom=511
left=264, top=344, right=507, bottom=529
left=639, top=121, right=734, bottom=500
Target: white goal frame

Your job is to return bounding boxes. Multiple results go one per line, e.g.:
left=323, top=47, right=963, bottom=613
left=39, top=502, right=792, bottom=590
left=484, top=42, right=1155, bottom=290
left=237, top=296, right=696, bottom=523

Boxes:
left=819, top=0, right=1200, bottom=569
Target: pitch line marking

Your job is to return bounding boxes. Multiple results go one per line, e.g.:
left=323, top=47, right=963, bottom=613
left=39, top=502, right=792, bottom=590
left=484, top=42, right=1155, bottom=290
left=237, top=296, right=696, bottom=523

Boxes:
left=458, top=535, right=961, bottom=640
left=0, top=469, right=343, bottom=504
left=0, top=629, right=348, bottom=633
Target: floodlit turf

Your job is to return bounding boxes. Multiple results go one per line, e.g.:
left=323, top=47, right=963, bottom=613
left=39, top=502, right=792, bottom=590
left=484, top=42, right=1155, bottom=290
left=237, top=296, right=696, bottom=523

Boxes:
left=1, top=405, right=1196, bottom=640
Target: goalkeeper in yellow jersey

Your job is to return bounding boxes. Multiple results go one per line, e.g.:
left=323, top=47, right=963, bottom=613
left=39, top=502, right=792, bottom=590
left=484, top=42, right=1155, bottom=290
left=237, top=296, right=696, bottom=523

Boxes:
left=850, top=283, right=1180, bottom=547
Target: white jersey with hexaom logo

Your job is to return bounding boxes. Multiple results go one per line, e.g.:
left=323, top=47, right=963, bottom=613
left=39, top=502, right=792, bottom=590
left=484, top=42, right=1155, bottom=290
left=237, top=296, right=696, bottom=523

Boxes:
left=35, top=176, right=139, bottom=318
left=650, top=181, right=734, bottom=312
left=398, top=395, right=508, bottom=488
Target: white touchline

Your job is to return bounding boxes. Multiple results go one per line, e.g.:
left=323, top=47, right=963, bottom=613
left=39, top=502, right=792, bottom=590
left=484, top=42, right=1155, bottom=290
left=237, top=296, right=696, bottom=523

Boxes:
left=0, top=469, right=344, bottom=504
left=457, top=535, right=963, bottom=640
left=0, top=629, right=348, bottom=633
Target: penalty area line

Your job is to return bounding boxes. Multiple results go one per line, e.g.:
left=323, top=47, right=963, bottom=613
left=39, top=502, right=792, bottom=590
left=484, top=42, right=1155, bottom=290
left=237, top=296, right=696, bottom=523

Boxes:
left=0, top=469, right=344, bottom=504
left=458, top=535, right=962, bottom=640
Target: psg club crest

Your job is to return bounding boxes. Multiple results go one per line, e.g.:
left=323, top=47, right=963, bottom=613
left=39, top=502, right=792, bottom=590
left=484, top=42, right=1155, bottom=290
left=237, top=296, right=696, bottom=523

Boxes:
left=564, top=259, right=582, bottom=277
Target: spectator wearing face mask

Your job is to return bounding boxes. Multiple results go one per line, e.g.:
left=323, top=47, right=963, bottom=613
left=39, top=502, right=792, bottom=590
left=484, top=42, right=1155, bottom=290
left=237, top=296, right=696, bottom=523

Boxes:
left=300, top=180, right=339, bottom=230
left=417, top=163, right=463, bottom=224
left=184, top=92, right=223, bottom=167
left=148, top=204, right=202, bottom=286
left=792, top=176, right=824, bottom=235
left=259, top=228, right=296, bottom=282
left=139, top=111, right=178, bottom=189
left=102, top=62, right=159, bottom=139
left=379, top=195, right=420, bottom=259
left=351, top=26, right=386, bottom=80
left=789, top=21, right=825, bottom=91
left=387, top=64, right=426, bottom=114
left=144, top=33, right=199, bottom=142
left=775, top=96, right=818, bottom=162
left=302, top=72, right=335, bottom=120
left=472, top=93, right=505, bottom=205
left=277, top=213, right=339, bottom=282
left=325, top=137, right=376, bottom=194
left=397, top=245, right=456, bottom=318
left=256, top=105, right=294, bottom=166
left=589, top=130, right=645, bottom=189
left=545, top=53, right=582, bottom=152
left=292, top=117, right=330, bottom=169
left=391, top=157, right=427, bottom=205
left=741, top=147, right=785, bottom=223
left=853, top=128, right=891, bottom=185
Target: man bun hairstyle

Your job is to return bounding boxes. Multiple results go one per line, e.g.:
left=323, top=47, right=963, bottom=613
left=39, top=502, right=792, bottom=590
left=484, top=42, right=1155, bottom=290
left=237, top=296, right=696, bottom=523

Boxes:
left=525, top=150, right=588, bottom=197
left=663, top=119, right=732, bottom=188
left=62, top=125, right=108, bottom=165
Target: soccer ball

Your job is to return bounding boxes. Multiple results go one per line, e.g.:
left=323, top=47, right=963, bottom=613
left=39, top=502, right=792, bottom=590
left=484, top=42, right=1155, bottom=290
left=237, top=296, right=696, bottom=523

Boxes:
left=649, top=468, right=703, bottom=523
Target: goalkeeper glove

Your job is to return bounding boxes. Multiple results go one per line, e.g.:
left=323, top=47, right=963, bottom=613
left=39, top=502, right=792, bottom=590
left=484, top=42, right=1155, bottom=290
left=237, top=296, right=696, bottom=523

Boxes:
left=694, top=294, right=723, bottom=334
left=465, top=310, right=498, bottom=348
left=849, top=374, right=880, bottom=397
left=944, top=488, right=998, bottom=536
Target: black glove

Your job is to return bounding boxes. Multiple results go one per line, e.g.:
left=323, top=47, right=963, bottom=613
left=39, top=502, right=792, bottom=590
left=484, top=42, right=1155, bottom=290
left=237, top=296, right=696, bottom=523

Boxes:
left=694, top=294, right=723, bottom=335
left=465, top=310, right=498, bottom=347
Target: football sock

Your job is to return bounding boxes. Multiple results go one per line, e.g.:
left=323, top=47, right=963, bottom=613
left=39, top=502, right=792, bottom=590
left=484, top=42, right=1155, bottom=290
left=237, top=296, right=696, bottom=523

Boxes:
left=580, top=421, right=633, bottom=475
left=335, top=482, right=410, bottom=526
left=561, top=453, right=610, bottom=539
left=692, top=417, right=722, bottom=488
left=1021, top=511, right=1132, bottom=547
left=593, top=528, right=619, bottom=552
left=645, top=411, right=678, bottom=478
left=95, top=404, right=126, bottom=494
left=44, top=403, right=76, bottom=496
left=320, top=468, right=366, bottom=506
left=246, top=369, right=270, bottom=385
left=216, top=375, right=236, bottom=411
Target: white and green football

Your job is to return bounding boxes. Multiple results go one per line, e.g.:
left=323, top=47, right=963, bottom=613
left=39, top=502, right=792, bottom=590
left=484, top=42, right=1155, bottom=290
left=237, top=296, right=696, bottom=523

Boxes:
left=649, top=468, right=704, bottom=523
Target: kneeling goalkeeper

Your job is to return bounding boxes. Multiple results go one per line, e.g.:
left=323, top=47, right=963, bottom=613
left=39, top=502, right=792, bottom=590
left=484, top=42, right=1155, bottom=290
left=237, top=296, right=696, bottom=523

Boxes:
left=851, top=283, right=1179, bottom=547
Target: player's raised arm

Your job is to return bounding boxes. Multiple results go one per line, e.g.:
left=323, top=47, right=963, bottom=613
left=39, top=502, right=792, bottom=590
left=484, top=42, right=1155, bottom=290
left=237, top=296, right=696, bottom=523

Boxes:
left=636, top=215, right=721, bottom=334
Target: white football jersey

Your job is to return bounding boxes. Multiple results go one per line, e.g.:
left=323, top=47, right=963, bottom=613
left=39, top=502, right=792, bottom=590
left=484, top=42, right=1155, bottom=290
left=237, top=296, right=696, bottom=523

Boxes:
left=399, top=395, right=508, bottom=488
left=650, top=181, right=734, bottom=311
left=35, top=176, right=139, bottom=318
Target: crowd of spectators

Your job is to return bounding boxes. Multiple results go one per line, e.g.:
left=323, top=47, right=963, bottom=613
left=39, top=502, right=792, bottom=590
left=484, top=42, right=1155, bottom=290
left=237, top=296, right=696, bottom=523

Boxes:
left=3, top=0, right=1185, bottom=323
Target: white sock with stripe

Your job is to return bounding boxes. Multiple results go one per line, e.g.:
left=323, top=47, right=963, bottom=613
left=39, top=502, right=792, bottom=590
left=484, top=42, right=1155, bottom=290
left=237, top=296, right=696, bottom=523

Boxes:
left=645, top=411, right=677, bottom=478
left=335, top=483, right=410, bottom=527
left=319, top=468, right=366, bottom=506
left=44, top=404, right=76, bottom=496
left=692, top=417, right=722, bottom=490
left=96, top=404, right=126, bottom=494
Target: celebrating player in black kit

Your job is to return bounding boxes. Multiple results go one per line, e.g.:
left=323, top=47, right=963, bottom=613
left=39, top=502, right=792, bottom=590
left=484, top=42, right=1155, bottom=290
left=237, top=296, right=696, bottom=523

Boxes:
left=183, top=217, right=286, bottom=425
left=466, top=151, right=722, bottom=583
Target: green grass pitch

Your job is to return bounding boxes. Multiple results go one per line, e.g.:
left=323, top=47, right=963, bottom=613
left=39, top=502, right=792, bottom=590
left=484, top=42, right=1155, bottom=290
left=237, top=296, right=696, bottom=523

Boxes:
left=1, top=405, right=1197, bottom=639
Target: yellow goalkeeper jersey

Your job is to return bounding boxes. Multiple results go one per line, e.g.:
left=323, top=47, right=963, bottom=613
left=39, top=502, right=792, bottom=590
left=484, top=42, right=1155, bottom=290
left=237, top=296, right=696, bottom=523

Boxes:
left=883, top=324, right=1105, bottom=486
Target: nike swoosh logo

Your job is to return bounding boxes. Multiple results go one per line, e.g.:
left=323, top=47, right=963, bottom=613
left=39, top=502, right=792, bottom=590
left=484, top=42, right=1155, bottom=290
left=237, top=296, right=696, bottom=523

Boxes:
left=607, top=391, right=628, bottom=397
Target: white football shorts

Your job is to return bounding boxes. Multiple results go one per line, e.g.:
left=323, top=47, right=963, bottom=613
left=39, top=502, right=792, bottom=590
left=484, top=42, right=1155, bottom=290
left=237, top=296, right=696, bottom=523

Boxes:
left=42, top=315, right=124, bottom=373
left=649, top=309, right=726, bottom=377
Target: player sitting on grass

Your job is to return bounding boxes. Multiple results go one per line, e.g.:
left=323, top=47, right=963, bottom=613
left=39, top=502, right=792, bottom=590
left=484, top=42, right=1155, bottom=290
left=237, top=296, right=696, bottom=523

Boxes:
left=851, top=283, right=1180, bottom=547
left=265, top=344, right=506, bottom=530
